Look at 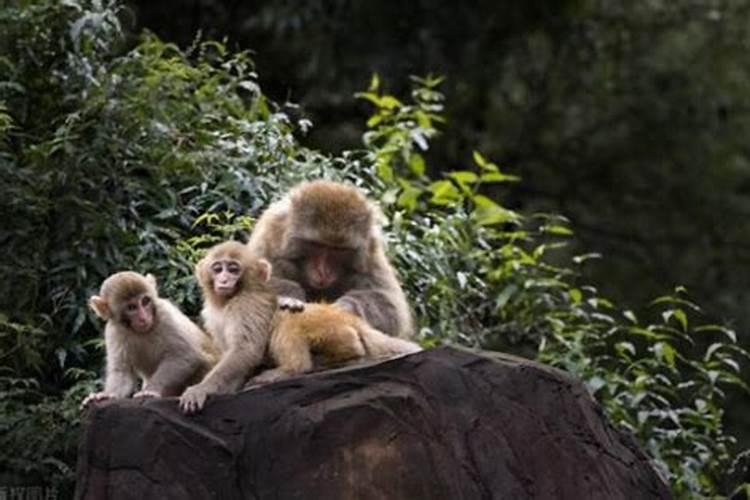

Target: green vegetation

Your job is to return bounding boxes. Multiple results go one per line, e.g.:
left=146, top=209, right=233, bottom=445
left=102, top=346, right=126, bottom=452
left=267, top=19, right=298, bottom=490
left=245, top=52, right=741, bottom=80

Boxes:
left=0, top=2, right=747, bottom=497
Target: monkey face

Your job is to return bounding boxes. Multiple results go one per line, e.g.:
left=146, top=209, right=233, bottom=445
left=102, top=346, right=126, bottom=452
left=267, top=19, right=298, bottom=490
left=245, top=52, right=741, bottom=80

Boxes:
left=121, top=294, right=155, bottom=334
left=296, top=240, right=356, bottom=290
left=210, top=259, right=242, bottom=297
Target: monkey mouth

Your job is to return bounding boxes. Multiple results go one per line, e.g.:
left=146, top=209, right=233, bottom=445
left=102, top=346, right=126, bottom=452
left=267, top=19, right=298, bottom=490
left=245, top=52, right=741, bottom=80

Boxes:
left=215, top=286, right=235, bottom=296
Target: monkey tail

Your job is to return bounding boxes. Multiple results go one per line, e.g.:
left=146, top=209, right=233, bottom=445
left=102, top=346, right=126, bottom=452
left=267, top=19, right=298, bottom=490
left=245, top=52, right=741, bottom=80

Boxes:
left=357, top=324, right=422, bottom=359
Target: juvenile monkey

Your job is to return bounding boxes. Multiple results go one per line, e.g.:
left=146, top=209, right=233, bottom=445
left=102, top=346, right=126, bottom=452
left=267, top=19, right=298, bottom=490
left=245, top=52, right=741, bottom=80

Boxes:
left=251, top=299, right=423, bottom=386
left=81, top=272, right=215, bottom=409
left=246, top=180, right=415, bottom=339
left=179, top=241, right=277, bottom=414
left=232, top=249, right=421, bottom=385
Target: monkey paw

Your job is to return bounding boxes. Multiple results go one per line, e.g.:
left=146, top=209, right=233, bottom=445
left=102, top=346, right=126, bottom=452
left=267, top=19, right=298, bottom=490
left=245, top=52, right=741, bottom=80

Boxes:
left=80, top=391, right=112, bottom=411
left=133, top=389, right=161, bottom=399
left=179, top=384, right=210, bottom=414
left=278, top=296, right=305, bottom=312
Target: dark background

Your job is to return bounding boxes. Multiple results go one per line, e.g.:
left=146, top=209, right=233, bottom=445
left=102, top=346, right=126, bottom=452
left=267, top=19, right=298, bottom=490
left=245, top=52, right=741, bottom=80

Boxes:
left=125, top=0, right=750, bottom=441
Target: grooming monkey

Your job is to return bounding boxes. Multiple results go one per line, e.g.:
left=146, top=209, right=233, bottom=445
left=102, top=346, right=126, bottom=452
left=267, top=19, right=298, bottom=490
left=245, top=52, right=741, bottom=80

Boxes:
left=81, top=272, right=215, bottom=409
left=179, top=241, right=277, bottom=414
left=180, top=241, right=420, bottom=412
left=246, top=180, right=415, bottom=339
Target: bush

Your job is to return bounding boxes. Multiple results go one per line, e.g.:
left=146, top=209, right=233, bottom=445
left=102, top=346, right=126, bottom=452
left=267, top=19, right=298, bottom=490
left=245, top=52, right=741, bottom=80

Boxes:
left=0, top=1, right=747, bottom=497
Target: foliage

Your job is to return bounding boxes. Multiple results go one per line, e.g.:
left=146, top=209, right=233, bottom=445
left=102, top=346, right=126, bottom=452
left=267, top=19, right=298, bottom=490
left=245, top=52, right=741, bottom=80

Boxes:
left=0, top=1, right=748, bottom=498
left=357, top=77, right=750, bottom=498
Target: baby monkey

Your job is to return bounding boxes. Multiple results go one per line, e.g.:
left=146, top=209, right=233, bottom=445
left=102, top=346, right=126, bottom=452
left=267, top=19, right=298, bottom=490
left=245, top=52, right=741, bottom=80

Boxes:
left=180, top=241, right=420, bottom=413
left=81, top=271, right=215, bottom=409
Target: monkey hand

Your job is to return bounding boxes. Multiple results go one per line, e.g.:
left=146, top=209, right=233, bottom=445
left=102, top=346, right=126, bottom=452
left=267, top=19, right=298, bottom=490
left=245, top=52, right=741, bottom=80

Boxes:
left=133, top=389, right=161, bottom=399
left=278, top=296, right=305, bottom=313
left=80, top=391, right=113, bottom=411
left=179, top=384, right=210, bottom=414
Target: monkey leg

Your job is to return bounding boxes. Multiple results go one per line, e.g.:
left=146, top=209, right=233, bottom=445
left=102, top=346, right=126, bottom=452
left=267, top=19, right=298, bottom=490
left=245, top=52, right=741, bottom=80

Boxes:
left=313, top=325, right=367, bottom=365
left=358, top=325, right=422, bottom=358
left=269, top=326, right=315, bottom=374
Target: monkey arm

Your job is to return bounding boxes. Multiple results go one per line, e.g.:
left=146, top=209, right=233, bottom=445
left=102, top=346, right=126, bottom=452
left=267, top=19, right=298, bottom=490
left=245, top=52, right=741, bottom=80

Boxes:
left=104, top=361, right=138, bottom=398
left=335, top=288, right=410, bottom=338
left=142, top=355, right=203, bottom=397
left=267, top=276, right=306, bottom=301
left=179, top=343, right=265, bottom=414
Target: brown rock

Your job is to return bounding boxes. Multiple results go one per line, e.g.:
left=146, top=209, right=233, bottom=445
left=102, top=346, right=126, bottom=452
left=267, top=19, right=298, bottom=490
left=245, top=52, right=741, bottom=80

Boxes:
left=75, top=347, right=671, bottom=499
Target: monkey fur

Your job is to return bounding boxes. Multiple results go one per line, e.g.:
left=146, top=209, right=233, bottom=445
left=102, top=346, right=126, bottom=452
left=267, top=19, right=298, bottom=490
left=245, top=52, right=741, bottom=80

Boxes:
left=246, top=180, right=415, bottom=339
left=82, top=271, right=215, bottom=409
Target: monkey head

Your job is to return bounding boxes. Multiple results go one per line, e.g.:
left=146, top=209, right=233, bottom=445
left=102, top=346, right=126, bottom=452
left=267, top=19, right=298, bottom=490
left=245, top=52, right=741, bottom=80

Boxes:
left=283, top=181, right=380, bottom=290
left=197, top=241, right=272, bottom=305
left=89, top=271, right=159, bottom=334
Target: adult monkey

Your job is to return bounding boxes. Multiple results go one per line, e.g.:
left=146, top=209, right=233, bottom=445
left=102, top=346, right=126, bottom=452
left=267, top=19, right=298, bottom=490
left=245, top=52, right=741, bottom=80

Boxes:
left=246, top=180, right=414, bottom=339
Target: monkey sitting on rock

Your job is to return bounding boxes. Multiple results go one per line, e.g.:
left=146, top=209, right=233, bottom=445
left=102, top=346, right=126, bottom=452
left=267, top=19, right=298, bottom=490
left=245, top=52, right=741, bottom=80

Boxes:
left=179, top=241, right=421, bottom=414
left=81, top=271, right=215, bottom=409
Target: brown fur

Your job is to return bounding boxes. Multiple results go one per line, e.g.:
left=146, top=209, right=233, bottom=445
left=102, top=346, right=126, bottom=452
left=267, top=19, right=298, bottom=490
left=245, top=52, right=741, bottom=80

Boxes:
left=247, top=180, right=415, bottom=339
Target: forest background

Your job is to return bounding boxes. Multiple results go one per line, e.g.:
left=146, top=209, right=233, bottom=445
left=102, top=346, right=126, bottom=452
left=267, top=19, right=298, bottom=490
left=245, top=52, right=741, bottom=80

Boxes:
left=1, top=1, right=750, bottom=498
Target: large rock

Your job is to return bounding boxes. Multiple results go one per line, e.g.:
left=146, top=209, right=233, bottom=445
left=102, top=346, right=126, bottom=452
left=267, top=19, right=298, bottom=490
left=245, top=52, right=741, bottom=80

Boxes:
left=75, top=347, right=671, bottom=499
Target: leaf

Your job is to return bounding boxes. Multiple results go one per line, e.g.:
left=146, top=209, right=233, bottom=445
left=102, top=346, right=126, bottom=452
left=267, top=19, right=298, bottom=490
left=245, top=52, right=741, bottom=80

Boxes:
left=448, top=171, right=478, bottom=185
left=479, top=172, right=521, bottom=183
left=542, top=225, right=573, bottom=236
left=428, top=180, right=462, bottom=206
left=569, top=288, right=582, bottom=304
left=368, top=73, right=380, bottom=92
left=380, top=95, right=403, bottom=110
left=615, top=342, right=636, bottom=357
left=495, top=284, right=518, bottom=309
left=409, top=153, right=426, bottom=176
left=472, top=150, right=496, bottom=171
left=623, top=310, right=638, bottom=324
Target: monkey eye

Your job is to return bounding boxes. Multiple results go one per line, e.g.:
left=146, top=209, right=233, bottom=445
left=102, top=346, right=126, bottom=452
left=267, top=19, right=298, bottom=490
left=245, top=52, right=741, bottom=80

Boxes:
left=210, top=263, right=223, bottom=274
left=126, top=303, right=138, bottom=312
left=227, top=263, right=241, bottom=274
left=141, top=296, right=152, bottom=307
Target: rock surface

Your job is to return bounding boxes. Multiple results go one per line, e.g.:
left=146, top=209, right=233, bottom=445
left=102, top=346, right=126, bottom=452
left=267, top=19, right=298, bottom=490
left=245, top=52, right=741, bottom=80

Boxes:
left=75, top=347, right=671, bottom=499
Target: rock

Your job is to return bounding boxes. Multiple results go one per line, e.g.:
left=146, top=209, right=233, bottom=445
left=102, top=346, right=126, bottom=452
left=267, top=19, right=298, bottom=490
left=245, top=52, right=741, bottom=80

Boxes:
left=74, top=347, right=671, bottom=499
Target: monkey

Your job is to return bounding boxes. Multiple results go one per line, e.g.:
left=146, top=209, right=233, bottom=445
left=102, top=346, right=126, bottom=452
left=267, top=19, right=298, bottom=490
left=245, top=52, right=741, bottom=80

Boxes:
left=179, top=241, right=278, bottom=414
left=250, top=300, right=423, bottom=386
left=225, top=247, right=420, bottom=385
left=246, top=180, right=415, bottom=339
left=81, top=271, right=215, bottom=409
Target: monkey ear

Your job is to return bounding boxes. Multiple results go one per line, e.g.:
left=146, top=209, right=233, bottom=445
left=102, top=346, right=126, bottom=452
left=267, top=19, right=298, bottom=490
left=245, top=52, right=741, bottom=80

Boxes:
left=257, top=259, right=272, bottom=282
left=88, top=296, right=111, bottom=320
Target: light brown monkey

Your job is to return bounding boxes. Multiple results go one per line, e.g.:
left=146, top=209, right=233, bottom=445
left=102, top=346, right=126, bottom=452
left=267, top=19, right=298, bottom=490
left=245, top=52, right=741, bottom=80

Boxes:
left=81, top=272, right=215, bottom=409
left=179, top=241, right=278, bottom=414
left=221, top=250, right=421, bottom=385
left=246, top=180, right=415, bottom=339
left=251, top=301, right=423, bottom=386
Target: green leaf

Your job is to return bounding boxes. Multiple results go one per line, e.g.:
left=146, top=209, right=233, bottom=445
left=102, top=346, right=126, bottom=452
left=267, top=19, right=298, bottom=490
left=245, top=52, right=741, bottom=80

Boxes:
left=409, top=153, right=426, bottom=176
left=448, top=170, right=479, bottom=185
left=428, top=180, right=462, bottom=206
left=472, top=150, right=496, bottom=171
left=542, top=225, right=573, bottom=236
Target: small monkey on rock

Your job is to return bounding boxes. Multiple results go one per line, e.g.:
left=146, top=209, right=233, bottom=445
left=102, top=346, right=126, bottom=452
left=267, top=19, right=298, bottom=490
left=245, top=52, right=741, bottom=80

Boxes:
left=246, top=180, right=415, bottom=339
left=81, top=271, right=215, bottom=409
left=179, top=241, right=278, bottom=414
left=180, top=241, right=420, bottom=413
